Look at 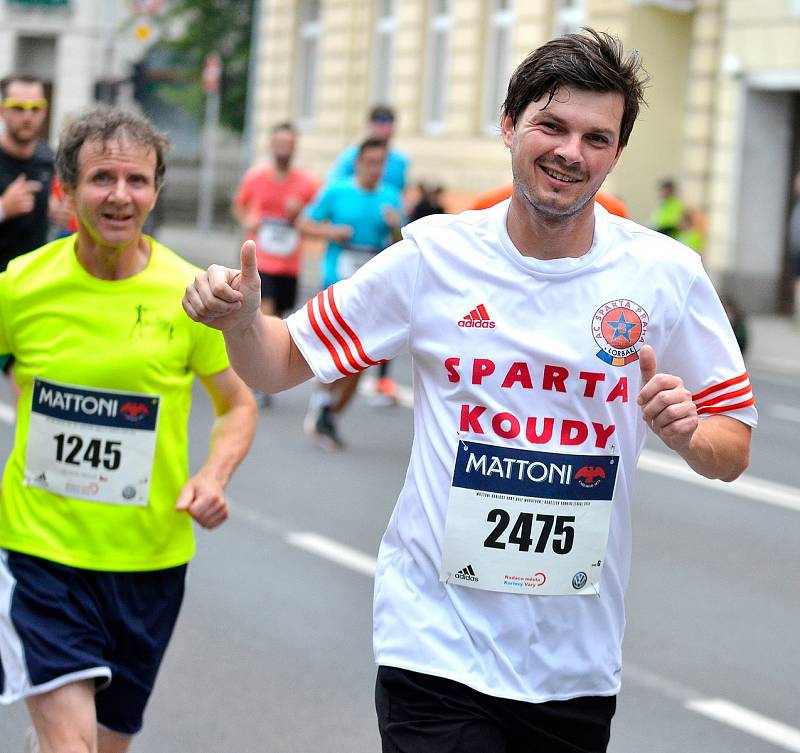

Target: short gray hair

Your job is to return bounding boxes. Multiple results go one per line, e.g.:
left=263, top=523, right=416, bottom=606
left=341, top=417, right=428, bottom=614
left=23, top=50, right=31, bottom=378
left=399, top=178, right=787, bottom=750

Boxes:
left=56, top=106, right=170, bottom=190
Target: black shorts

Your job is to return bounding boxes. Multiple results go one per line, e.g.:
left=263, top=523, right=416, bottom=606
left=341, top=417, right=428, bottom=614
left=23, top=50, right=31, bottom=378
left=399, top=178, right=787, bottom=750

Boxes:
left=375, top=666, right=616, bottom=753
left=0, top=550, right=186, bottom=735
left=258, top=272, right=298, bottom=316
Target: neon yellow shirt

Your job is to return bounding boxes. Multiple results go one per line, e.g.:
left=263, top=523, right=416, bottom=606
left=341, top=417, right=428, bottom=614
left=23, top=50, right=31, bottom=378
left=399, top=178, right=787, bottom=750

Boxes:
left=0, top=235, right=230, bottom=571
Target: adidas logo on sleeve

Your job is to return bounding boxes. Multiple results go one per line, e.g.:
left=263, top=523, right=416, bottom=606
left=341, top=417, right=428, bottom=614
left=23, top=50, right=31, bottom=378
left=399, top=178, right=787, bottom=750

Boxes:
left=458, top=304, right=495, bottom=329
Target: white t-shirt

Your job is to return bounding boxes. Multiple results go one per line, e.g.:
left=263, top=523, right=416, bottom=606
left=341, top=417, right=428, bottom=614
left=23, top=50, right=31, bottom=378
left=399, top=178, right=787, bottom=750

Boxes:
left=287, top=200, right=757, bottom=703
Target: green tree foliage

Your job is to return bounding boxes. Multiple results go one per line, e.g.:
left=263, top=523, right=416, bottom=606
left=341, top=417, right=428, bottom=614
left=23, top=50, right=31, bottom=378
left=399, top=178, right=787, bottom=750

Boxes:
left=158, top=0, right=253, bottom=132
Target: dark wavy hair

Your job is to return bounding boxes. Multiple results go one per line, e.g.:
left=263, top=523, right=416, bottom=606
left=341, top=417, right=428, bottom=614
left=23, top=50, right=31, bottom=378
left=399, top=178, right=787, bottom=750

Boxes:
left=56, top=106, right=170, bottom=190
left=502, top=27, right=648, bottom=150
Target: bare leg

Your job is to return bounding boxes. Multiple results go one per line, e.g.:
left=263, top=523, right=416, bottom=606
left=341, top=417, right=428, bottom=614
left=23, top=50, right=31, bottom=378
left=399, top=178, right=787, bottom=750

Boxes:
left=97, top=726, right=133, bottom=753
left=26, top=680, right=97, bottom=753
left=331, top=372, right=363, bottom=414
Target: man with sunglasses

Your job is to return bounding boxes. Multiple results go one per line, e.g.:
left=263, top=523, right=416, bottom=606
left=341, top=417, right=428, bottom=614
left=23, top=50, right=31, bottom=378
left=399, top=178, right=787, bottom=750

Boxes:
left=0, top=74, right=54, bottom=272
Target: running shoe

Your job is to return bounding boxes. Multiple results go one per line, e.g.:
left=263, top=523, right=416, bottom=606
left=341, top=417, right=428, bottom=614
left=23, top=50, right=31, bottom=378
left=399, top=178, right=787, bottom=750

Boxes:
left=304, top=396, right=344, bottom=450
left=253, top=389, right=272, bottom=409
left=370, top=376, right=398, bottom=406
left=314, top=404, right=345, bottom=450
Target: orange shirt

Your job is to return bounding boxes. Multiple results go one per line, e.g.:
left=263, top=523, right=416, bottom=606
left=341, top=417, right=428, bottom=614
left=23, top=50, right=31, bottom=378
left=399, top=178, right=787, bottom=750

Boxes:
left=234, top=166, right=319, bottom=276
left=50, top=176, right=78, bottom=232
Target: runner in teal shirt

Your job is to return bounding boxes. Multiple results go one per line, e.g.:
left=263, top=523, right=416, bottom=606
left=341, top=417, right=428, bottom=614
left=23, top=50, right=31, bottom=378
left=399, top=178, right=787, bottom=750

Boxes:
left=304, top=139, right=404, bottom=288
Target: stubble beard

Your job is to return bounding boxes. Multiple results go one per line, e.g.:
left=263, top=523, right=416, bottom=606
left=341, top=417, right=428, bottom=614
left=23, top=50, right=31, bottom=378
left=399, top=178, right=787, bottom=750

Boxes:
left=512, top=169, right=596, bottom=227
left=274, top=155, right=292, bottom=172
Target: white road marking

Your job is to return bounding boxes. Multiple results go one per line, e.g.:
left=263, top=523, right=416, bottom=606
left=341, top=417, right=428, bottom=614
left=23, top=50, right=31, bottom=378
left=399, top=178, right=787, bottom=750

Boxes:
left=686, top=698, right=800, bottom=752
left=768, top=404, right=800, bottom=424
left=625, top=664, right=800, bottom=751
left=637, top=449, right=800, bottom=512
left=0, top=401, right=14, bottom=425
left=285, top=531, right=377, bottom=577
left=622, top=662, right=702, bottom=703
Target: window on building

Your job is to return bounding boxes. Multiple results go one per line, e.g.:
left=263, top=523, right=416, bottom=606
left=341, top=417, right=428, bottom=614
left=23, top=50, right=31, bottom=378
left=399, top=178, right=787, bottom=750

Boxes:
left=423, top=0, right=452, bottom=134
left=371, top=0, right=397, bottom=104
left=553, top=0, right=586, bottom=36
left=482, top=0, right=514, bottom=134
left=295, top=0, right=322, bottom=126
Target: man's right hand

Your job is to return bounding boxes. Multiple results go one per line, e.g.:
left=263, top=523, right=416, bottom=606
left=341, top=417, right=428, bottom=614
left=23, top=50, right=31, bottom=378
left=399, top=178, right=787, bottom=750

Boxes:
left=1, top=174, right=42, bottom=219
left=183, top=240, right=262, bottom=332
left=328, top=224, right=354, bottom=244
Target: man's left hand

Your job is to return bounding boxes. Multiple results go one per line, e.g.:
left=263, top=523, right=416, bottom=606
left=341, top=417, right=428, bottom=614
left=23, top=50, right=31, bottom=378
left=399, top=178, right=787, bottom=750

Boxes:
left=636, top=344, right=699, bottom=454
left=175, top=473, right=229, bottom=529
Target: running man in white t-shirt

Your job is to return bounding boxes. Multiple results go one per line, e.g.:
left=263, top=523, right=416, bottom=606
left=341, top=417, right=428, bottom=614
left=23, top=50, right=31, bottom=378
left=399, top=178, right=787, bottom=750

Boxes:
left=183, top=28, right=755, bottom=753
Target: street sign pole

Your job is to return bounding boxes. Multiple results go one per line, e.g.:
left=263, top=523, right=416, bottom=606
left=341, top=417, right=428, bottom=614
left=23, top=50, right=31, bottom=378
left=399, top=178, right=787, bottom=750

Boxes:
left=197, top=52, right=221, bottom=233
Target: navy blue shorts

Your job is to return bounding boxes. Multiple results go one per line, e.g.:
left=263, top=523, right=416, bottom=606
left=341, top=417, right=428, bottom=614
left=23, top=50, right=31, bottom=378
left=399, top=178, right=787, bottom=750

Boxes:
left=0, top=550, right=186, bottom=735
left=376, top=666, right=616, bottom=753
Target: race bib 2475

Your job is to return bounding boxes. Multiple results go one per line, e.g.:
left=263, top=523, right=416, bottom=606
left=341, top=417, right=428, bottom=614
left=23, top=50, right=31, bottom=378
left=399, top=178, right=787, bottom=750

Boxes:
left=441, top=440, right=618, bottom=596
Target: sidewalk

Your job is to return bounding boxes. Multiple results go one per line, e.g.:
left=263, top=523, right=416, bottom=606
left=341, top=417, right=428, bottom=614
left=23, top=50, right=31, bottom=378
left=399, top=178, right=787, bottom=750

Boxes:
left=158, top=223, right=800, bottom=378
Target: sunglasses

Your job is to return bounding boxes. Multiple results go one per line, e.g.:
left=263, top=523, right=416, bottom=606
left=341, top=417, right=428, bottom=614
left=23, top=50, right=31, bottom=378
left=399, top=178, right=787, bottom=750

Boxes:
left=2, top=98, right=48, bottom=112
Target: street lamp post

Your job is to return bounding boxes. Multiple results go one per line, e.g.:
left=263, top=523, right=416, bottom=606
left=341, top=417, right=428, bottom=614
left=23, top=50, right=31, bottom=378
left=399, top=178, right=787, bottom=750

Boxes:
left=197, top=51, right=221, bottom=233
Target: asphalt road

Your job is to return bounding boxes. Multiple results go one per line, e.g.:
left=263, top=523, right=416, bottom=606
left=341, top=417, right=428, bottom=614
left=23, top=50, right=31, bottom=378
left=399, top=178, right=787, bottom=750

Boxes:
left=0, top=365, right=798, bottom=753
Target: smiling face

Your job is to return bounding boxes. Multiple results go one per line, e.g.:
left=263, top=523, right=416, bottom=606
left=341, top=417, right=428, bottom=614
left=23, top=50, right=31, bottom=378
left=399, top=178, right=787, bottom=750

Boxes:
left=502, top=86, right=624, bottom=224
left=69, top=138, right=158, bottom=250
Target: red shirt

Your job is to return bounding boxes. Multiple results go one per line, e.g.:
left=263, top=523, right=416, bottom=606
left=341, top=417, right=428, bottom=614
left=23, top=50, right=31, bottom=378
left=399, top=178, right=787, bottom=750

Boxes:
left=234, top=166, right=318, bottom=275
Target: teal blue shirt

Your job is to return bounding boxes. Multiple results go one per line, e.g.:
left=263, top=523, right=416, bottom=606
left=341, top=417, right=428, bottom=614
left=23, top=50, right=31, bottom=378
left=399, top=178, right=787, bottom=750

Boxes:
left=305, top=178, right=404, bottom=288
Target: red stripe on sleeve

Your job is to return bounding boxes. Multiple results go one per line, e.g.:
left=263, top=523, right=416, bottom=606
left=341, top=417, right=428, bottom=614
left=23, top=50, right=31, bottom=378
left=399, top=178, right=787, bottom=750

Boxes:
left=316, top=289, right=366, bottom=372
left=697, top=397, right=756, bottom=416
left=325, top=286, right=380, bottom=367
left=692, top=372, right=749, bottom=402
left=306, top=296, right=358, bottom=377
left=694, top=385, right=753, bottom=410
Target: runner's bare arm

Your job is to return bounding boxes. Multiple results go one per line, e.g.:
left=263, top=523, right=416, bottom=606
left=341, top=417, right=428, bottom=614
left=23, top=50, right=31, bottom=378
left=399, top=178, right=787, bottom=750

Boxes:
left=182, top=240, right=314, bottom=393
left=296, top=215, right=353, bottom=244
left=175, top=367, right=257, bottom=528
left=637, top=344, right=751, bottom=481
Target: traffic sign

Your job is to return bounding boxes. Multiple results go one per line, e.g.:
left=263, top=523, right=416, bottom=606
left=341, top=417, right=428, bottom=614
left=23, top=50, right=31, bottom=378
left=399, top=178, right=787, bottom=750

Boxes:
left=130, top=0, right=164, bottom=15
left=202, top=52, right=222, bottom=93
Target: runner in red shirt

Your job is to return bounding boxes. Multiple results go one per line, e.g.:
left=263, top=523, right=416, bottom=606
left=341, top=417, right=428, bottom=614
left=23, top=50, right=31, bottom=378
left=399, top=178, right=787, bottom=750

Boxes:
left=233, top=122, right=318, bottom=318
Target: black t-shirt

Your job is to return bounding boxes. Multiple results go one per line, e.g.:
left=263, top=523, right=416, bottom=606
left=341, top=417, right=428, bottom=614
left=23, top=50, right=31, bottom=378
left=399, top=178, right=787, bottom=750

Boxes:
left=0, top=140, right=54, bottom=271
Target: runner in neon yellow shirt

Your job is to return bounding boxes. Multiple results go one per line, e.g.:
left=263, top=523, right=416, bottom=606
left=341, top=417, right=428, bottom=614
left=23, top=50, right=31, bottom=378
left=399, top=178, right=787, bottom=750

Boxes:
left=0, top=108, right=256, bottom=753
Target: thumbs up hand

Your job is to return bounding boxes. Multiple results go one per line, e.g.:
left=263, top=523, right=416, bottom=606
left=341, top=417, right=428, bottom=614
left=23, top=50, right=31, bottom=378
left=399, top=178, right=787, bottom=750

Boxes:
left=636, top=344, right=699, bottom=454
left=183, top=240, right=262, bottom=332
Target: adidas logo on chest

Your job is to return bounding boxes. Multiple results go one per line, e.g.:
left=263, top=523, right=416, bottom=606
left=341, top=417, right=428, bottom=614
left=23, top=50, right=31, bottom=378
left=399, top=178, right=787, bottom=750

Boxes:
left=458, top=304, right=495, bottom=329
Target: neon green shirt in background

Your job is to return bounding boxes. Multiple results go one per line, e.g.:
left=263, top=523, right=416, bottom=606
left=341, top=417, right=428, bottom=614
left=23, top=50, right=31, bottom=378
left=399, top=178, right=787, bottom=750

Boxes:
left=0, top=235, right=230, bottom=571
left=649, top=195, right=685, bottom=237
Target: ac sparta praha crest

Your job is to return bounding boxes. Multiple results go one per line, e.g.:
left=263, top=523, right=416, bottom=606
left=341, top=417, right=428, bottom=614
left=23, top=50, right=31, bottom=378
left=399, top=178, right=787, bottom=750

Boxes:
left=592, top=299, right=649, bottom=366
